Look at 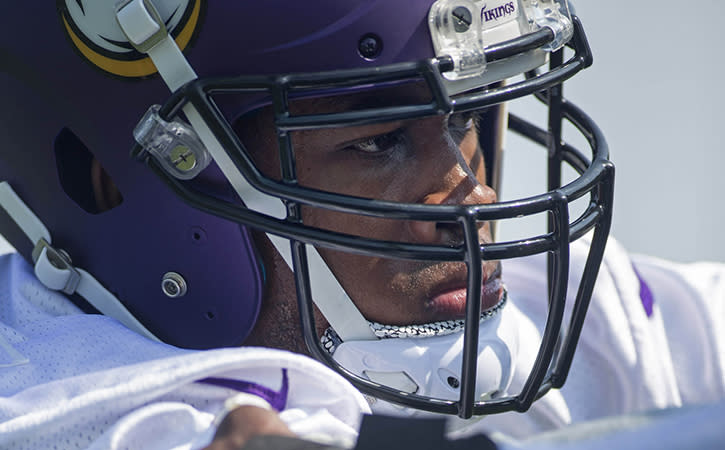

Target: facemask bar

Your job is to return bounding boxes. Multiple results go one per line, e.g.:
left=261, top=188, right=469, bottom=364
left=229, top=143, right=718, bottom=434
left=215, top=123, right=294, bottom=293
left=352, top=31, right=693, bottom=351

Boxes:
left=131, top=15, right=612, bottom=418
left=510, top=88, right=615, bottom=392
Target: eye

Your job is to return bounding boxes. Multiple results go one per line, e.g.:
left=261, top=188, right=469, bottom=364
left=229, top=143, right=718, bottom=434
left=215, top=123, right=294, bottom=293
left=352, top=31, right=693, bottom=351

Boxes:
left=448, top=111, right=478, bottom=145
left=345, top=128, right=407, bottom=155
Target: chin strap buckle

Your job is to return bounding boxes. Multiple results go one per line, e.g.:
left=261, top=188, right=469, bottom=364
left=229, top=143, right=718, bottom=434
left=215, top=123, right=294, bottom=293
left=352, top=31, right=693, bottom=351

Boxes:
left=32, top=238, right=81, bottom=296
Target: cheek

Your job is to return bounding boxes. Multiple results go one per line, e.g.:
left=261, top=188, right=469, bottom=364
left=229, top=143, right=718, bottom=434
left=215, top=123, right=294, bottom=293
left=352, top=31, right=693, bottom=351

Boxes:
left=298, top=155, right=408, bottom=201
left=309, top=241, right=425, bottom=324
left=299, top=208, right=417, bottom=320
left=301, top=206, right=407, bottom=243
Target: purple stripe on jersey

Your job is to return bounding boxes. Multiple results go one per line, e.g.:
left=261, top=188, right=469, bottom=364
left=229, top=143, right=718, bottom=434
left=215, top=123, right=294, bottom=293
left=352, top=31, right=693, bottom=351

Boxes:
left=632, top=264, right=654, bottom=317
left=199, top=368, right=289, bottom=411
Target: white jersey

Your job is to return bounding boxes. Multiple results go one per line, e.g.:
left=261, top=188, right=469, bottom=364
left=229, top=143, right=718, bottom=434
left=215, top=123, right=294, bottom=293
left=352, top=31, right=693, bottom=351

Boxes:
left=0, top=236, right=723, bottom=448
left=465, top=236, right=725, bottom=438
left=0, top=253, right=369, bottom=450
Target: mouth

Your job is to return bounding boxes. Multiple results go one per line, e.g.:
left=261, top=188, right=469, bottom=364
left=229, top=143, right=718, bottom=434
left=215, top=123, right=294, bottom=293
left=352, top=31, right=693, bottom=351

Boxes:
left=426, top=263, right=503, bottom=321
left=320, top=262, right=507, bottom=348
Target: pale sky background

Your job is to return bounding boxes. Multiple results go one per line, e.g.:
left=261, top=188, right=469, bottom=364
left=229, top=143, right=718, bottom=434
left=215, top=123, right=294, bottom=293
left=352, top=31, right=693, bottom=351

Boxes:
left=499, top=1, right=725, bottom=263
left=2, top=2, right=724, bottom=262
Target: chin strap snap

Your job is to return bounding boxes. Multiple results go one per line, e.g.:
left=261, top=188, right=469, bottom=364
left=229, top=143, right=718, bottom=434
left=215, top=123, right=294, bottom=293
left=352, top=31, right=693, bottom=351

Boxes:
left=0, top=182, right=160, bottom=342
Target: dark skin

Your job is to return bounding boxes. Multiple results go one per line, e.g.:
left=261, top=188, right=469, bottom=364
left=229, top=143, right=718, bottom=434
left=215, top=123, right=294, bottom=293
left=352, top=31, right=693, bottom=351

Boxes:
left=230, top=86, right=499, bottom=447
left=95, top=85, right=499, bottom=448
left=203, top=406, right=296, bottom=450
left=242, top=228, right=328, bottom=355
left=240, top=84, right=500, bottom=349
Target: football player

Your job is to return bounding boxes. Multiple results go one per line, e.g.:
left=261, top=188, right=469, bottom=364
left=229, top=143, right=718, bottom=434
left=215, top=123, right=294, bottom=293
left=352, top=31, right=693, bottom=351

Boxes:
left=0, top=1, right=722, bottom=448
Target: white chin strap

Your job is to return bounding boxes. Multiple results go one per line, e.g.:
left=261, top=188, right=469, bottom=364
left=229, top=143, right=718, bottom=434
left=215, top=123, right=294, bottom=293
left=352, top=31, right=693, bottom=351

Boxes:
left=0, top=182, right=160, bottom=342
left=332, top=297, right=519, bottom=422
left=115, top=0, right=376, bottom=342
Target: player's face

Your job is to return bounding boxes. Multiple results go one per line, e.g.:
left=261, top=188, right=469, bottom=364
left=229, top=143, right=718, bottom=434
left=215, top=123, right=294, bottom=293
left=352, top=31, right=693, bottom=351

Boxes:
left=238, top=83, right=503, bottom=326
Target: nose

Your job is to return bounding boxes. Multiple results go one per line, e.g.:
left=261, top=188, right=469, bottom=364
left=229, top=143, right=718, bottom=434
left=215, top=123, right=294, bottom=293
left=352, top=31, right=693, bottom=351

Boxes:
left=405, top=136, right=497, bottom=245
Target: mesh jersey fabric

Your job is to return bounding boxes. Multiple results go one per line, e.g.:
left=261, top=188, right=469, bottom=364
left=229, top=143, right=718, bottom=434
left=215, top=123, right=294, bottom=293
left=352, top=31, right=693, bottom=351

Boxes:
left=1, top=234, right=724, bottom=447
left=0, top=253, right=369, bottom=450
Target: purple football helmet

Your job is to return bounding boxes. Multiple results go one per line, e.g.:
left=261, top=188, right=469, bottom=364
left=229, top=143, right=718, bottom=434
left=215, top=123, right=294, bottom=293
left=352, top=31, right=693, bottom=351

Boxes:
left=0, top=0, right=613, bottom=418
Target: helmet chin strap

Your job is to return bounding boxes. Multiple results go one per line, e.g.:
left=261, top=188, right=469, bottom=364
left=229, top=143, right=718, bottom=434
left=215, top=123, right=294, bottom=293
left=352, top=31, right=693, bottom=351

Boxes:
left=116, top=0, right=377, bottom=342
left=0, top=182, right=160, bottom=342
left=333, top=293, right=520, bottom=421
left=239, top=191, right=379, bottom=342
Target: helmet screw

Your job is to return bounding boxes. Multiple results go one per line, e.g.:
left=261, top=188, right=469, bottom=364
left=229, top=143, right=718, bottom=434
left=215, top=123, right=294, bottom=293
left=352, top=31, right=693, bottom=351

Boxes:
left=57, top=249, right=73, bottom=265
left=169, top=146, right=197, bottom=173
left=47, top=248, right=73, bottom=269
left=161, top=272, right=187, bottom=298
left=452, top=6, right=472, bottom=32
left=358, top=33, right=383, bottom=60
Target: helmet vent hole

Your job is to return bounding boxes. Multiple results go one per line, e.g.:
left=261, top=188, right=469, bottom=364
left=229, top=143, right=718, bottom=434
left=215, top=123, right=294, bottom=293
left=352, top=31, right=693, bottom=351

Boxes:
left=447, top=376, right=460, bottom=389
left=189, top=227, right=207, bottom=244
left=54, top=127, right=123, bottom=214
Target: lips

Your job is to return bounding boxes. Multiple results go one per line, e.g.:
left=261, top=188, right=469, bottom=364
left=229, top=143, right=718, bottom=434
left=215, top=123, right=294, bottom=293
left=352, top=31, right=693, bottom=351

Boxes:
left=426, top=263, right=503, bottom=320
